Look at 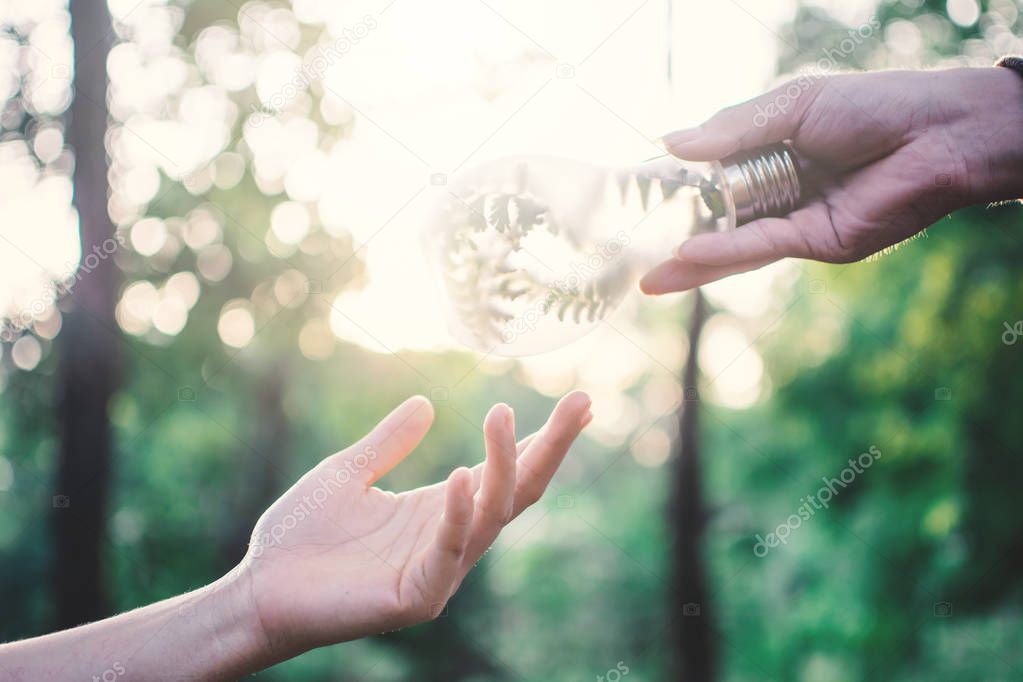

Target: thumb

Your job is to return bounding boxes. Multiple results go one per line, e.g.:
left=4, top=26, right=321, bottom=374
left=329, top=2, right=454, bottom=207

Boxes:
left=661, top=77, right=820, bottom=161
left=340, top=395, right=435, bottom=485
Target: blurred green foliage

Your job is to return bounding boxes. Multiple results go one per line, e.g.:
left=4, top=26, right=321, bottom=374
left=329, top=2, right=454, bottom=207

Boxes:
left=706, top=201, right=1023, bottom=681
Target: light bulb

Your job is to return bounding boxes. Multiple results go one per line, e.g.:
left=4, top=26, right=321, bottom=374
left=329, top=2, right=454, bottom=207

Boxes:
left=425, top=144, right=801, bottom=356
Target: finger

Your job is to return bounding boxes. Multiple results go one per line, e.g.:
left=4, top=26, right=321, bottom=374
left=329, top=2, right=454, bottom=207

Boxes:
left=421, top=467, right=475, bottom=602
left=477, top=403, right=517, bottom=527
left=513, top=390, right=591, bottom=517
left=661, top=77, right=823, bottom=161
left=673, top=210, right=823, bottom=267
left=340, top=395, right=435, bottom=484
left=461, top=404, right=518, bottom=569
left=412, top=431, right=534, bottom=505
left=640, top=255, right=778, bottom=295
left=468, top=431, right=537, bottom=489
left=459, top=395, right=590, bottom=569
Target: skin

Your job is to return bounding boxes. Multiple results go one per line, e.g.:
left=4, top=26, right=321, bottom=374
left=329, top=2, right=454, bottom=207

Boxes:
left=640, top=67, right=1023, bottom=294
left=5, top=64, right=1020, bottom=681
left=0, top=391, right=592, bottom=681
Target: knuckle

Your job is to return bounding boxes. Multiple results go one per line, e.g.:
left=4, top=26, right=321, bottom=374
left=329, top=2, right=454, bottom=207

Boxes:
left=803, top=74, right=832, bottom=102
left=827, top=243, right=865, bottom=264
left=803, top=74, right=830, bottom=96
left=480, top=499, right=514, bottom=525
left=789, top=75, right=829, bottom=126
left=715, top=102, right=742, bottom=121
left=520, top=482, right=544, bottom=507
left=442, top=542, right=465, bottom=560
left=750, top=223, right=778, bottom=254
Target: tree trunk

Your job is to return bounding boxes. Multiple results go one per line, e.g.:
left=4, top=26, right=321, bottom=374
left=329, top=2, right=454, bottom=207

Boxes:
left=52, top=0, right=119, bottom=628
left=218, top=362, right=292, bottom=568
left=669, top=291, right=717, bottom=681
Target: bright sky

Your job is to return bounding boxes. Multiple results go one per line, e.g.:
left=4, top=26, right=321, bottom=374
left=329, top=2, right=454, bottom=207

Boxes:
left=317, top=0, right=800, bottom=410
left=0, top=0, right=879, bottom=414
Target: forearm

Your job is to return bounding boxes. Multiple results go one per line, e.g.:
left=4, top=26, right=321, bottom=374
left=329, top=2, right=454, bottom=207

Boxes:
left=0, top=569, right=278, bottom=681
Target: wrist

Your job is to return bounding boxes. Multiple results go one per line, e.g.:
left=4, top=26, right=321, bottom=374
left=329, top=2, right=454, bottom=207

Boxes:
left=950, top=67, right=1023, bottom=205
left=189, top=566, right=285, bottom=678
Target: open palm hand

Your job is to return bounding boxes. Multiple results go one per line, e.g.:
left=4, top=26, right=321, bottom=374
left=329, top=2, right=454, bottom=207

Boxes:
left=236, top=391, right=592, bottom=656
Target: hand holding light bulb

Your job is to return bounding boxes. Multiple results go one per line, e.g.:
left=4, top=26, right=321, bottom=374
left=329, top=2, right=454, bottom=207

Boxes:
left=426, top=147, right=799, bottom=356
left=642, top=67, right=1023, bottom=293
left=426, top=67, right=1023, bottom=357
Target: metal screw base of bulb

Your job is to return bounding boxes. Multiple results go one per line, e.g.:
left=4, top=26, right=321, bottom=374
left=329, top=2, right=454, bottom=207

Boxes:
left=718, top=144, right=801, bottom=226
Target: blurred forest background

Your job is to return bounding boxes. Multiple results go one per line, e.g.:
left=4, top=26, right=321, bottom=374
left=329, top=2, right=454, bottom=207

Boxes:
left=2, top=0, right=1023, bottom=680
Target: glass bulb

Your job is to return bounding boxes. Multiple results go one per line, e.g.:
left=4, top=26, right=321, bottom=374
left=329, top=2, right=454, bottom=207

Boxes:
left=424, top=145, right=800, bottom=356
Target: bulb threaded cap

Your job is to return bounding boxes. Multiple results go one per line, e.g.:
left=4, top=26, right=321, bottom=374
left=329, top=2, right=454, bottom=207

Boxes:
left=718, top=144, right=801, bottom=226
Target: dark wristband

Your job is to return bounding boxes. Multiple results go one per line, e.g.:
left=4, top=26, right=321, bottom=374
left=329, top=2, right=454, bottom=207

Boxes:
left=996, top=55, right=1023, bottom=79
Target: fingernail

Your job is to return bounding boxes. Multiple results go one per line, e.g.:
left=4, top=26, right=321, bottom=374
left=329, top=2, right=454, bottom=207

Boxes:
left=506, top=406, right=515, bottom=431
left=660, top=127, right=701, bottom=149
left=580, top=411, right=594, bottom=428
left=673, top=242, right=689, bottom=260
